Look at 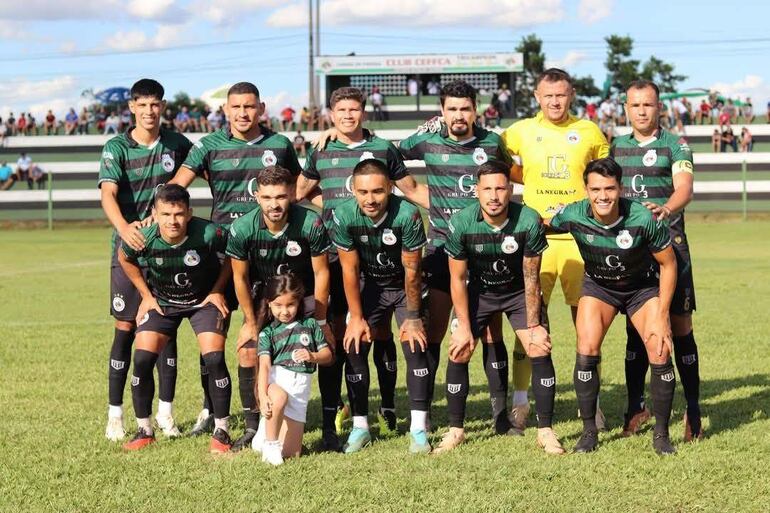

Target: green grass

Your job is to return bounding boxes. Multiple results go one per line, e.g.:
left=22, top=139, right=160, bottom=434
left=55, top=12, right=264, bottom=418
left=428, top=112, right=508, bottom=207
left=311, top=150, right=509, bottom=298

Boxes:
left=1, top=220, right=769, bottom=512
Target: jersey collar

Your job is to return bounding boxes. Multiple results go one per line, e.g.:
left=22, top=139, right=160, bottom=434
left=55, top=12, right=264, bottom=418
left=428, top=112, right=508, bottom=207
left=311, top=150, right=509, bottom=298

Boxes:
left=475, top=203, right=512, bottom=230
left=585, top=198, right=627, bottom=229
left=258, top=204, right=294, bottom=237
left=224, top=124, right=272, bottom=142
left=631, top=127, right=661, bottom=146
left=535, top=111, right=577, bottom=128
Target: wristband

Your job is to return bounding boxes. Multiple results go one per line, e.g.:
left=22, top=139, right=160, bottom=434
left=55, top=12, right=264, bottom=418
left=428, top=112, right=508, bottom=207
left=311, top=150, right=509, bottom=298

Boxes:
left=316, top=319, right=327, bottom=326
left=406, top=309, right=421, bottom=320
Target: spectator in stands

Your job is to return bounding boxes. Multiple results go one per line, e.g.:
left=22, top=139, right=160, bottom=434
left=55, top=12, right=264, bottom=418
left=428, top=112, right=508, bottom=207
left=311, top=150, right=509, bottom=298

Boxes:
left=189, top=106, right=203, bottom=132
left=64, top=108, right=78, bottom=135
left=258, top=106, right=272, bottom=129
left=7, top=113, right=16, bottom=136
left=407, top=76, right=419, bottom=96
left=199, top=106, right=211, bottom=133
left=742, top=98, right=754, bottom=124
left=119, top=107, right=132, bottom=132
left=174, top=106, right=191, bottom=132
left=658, top=102, right=670, bottom=129
left=299, top=106, right=311, bottom=130
left=0, top=117, right=6, bottom=143
left=766, top=100, right=770, bottom=123
left=95, top=108, right=107, bottom=133
left=17, top=112, right=27, bottom=136
left=711, top=129, right=721, bottom=152
left=280, top=105, right=296, bottom=131
left=497, top=83, right=512, bottom=115
left=696, top=99, right=711, bottom=124
left=598, top=97, right=615, bottom=143
left=16, top=152, right=32, bottom=188
left=482, top=103, right=500, bottom=128
left=370, top=86, right=385, bottom=122
left=293, top=131, right=307, bottom=158
left=0, top=161, right=14, bottom=190
left=27, top=113, right=37, bottom=135
left=160, top=108, right=174, bottom=131
left=720, top=123, right=738, bottom=152
left=671, top=98, right=688, bottom=133
left=718, top=108, right=730, bottom=127
left=724, top=99, right=737, bottom=123
left=207, top=107, right=223, bottom=132
left=740, top=127, right=753, bottom=152
left=78, top=107, right=90, bottom=135
left=104, top=111, right=120, bottom=134
left=585, top=102, right=597, bottom=121
left=29, top=164, right=46, bottom=189
left=426, top=79, right=441, bottom=96
left=44, top=110, right=56, bottom=135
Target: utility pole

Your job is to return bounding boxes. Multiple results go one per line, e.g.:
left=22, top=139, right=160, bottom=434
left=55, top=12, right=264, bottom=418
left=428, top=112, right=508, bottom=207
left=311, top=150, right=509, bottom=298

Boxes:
left=308, top=0, right=316, bottom=110
left=315, top=0, right=321, bottom=108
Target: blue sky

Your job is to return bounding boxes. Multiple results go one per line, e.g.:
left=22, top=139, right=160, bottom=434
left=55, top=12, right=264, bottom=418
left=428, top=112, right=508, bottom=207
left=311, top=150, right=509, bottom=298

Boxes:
left=1, top=0, right=768, bottom=119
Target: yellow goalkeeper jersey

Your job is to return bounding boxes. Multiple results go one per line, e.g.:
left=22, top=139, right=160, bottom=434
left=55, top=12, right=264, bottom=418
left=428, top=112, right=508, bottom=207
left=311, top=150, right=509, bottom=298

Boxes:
left=502, top=112, right=609, bottom=239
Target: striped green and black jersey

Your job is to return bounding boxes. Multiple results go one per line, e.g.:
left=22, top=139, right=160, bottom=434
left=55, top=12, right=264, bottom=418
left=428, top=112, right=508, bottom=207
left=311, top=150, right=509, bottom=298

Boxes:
left=303, top=130, right=409, bottom=237
left=550, top=198, right=671, bottom=290
left=611, top=129, right=693, bottom=239
left=225, top=204, right=331, bottom=293
left=399, top=125, right=512, bottom=248
left=332, top=195, right=427, bottom=287
left=258, top=317, right=327, bottom=374
left=183, top=126, right=302, bottom=225
left=444, top=202, right=546, bottom=293
left=121, top=217, right=226, bottom=306
left=98, top=128, right=193, bottom=252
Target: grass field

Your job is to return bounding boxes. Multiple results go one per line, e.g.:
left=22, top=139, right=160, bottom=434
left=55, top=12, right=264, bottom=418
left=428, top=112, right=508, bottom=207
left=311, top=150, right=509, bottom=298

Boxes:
left=1, top=220, right=769, bottom=512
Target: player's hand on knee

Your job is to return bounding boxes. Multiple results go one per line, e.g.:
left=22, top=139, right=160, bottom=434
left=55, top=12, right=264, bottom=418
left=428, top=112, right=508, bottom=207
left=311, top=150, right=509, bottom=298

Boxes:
left=647, top=318, right=673, bottom=357
left=343, top=316, right=370, bottom=354
left=312, top=128, right=339, bottom=150
left=237, top=322, right=258, bottom=351
left=200, top=292, right=229, bottom=317
left=400, top=319, right=427, bottom=353
left=526, top=325, right=552, bottom=355
left=448, top=323, right=474, bottom=361
left=136, top=296, right=163, bottom=325
left=119, top=221, right=146, bottom=251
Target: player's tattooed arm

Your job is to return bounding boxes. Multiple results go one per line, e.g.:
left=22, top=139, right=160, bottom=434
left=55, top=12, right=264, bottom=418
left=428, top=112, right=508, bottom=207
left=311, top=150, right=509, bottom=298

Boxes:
left=400, top=250, right=427, bottom=352
left=295, top=175, right=319, bottom=202
left=522, top=254, right=543, bottom=328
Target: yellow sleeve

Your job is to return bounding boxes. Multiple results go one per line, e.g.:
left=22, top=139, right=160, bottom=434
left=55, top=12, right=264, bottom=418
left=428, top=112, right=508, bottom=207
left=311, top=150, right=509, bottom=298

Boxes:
left=593, top=125, right=610, bottom=158
left=502, top=123, right=522, bottom=166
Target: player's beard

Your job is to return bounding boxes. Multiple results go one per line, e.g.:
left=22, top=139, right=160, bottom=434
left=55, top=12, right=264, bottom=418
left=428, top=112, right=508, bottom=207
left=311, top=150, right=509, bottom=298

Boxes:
left=449, top=122, right=470, bottom=137
left=481, top=201, right=507, bottom=220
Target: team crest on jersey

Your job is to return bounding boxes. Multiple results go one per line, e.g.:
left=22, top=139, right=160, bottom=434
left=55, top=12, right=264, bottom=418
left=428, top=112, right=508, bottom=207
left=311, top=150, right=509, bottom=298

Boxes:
left=327, top=157, right=337, bottom=166
left=300, top=333, right=311, bottom=346
left=359, top=235, right=369, bottom=243
left=661, top=372, right=675, bottom=382
left=382, top=229, right=397, bottom=246
left=501, top=236, right=518, bottom=254
left=540, top=377, right=555, bottom=388
left=161, top=153, right=175, bottom=173
left=286, top=241, right=302, bottom=256
left=155, top=257, right=164, bottom=265
left=615, top=230, right=633, bottom=249
left=413, top=368, right=429, bottom=377
left=586, top=234, right=595, bottom=243
left=112, top=295, right=126, bottom=312
left=215, top=377, right=230, bottom=388
left=259, top=249, right=268, bottom=257
left=359, top=151, right=375, bottom=161
left=566, top=131, right=580, bottom=144
left=472, top=147, right=488, bottom=165
left=642, top=149, right=657, bottom=167
left=577, top=371, right=592, bottom=382
left=262, top=150, right=277, bottom=167
left=441, top=154, right=450, bottom=163
left=183, top=250, right=201, bottom=266
left=447, top=383, right=462, bottom=394
left=475, top=244, right=484, bottom=253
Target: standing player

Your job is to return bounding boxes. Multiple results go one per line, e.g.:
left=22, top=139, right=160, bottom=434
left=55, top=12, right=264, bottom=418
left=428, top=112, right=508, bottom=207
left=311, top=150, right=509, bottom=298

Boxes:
left=226, top=166, right=333, bottom=450
left=332, top=159, right=432, bottom=454
left=399, top=80, right=513, bottom=419
left=437, top=162, right=562, bottom=454
left=170, top=82, right=302, bottom=449
left=548, top=158, right=678, bottom=454
left=502, top=68, right=610, bottom=431
left=612, top=80, right=702, bottom=440
left=118, top=185, right=234, bottom=453
left=296, top=86, right=428, bottom=450
left=99, top=79, right=192, bottom=441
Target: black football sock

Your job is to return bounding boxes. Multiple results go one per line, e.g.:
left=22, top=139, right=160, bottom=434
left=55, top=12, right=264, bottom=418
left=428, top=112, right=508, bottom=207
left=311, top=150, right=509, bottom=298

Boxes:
left=156, top=335, right=177, bottom=403
left=482, top=340, right=509, bottom=423
left=131, top=349, right=158, bottom=419
left=345, top=342, right=372, bottom=417
left=203, top=351, right=231, bottom=420
left=530, top=355, right=556, bottom=428
left=574, top=353, right=601, bottom=432
left=199, top=353, right=213, bottom=411
left=673, top=331, right=700, bottom=417
left=624, top=321, right=649, bottom=414
left=373, top=337, right=397, bottom=411
left=108, top=328, right=135, bottom=407
left=446, top=360, right=470, bottom=428
left=426, top=342, right=442, bottom=405
left=237, top=365, right=259, bottom=430
left=319, top=351, right=345, bottom=430
left=401, top=342, right=430, bottom=411
left=649, top=361, right=676, bottom=435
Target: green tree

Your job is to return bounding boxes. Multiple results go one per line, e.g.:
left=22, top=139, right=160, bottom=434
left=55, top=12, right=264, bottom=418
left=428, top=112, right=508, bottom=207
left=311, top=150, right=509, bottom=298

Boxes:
left=604, top=35, right=639, bottom=97
left=167, top=92, right=209, bottom=116
left=514, top=34, right=546, bottom=117
left=639, top=56, right=688, bottom=93
left=573, top=75, right=601, bottom=109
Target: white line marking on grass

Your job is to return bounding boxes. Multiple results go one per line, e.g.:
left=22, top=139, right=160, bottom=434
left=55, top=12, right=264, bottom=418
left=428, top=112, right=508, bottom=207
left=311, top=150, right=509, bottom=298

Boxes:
left=0, top=260, right=104, bottom=277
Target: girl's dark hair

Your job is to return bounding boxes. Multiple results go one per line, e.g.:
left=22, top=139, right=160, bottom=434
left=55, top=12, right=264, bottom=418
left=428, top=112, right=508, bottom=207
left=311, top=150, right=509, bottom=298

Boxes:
left=262, top=273, right=305, bottom=322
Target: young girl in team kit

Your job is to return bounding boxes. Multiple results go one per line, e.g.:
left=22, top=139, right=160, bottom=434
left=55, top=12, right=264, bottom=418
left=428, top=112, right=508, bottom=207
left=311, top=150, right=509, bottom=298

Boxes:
left=253, top=274, right=332, bottom=465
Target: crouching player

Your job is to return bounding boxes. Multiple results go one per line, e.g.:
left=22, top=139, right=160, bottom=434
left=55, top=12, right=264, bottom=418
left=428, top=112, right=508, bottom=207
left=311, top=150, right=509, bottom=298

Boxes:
left=255, top=274, right=333, bottom=465
left=333, top=159, right=432, bottom=454
left=438, top=161, right=562, bottom=455
left=118, top=184, right=234, bottom=453
left=547, top=158, right=678, bottom=454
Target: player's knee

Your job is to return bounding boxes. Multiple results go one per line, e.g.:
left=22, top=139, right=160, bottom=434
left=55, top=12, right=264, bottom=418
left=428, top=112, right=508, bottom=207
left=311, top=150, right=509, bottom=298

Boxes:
left=268, top=384, right=288, bottom=408
left=670, top=314, right=692, bottom=336
left=115, top=319, right=135, bottom=331
left=576, top=337, right=601, bottom=356
left=526, top=344, right=549, bottom=358
left=133, top=348, right=158, bottom=372
left=237, top=347, right=257, bottom=367
left=449, top=350, right=471, bottom=364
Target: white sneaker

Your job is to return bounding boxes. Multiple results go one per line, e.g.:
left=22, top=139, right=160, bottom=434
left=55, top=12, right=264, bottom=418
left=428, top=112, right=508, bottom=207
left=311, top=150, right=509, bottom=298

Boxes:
left=105, top=416, right=126, bottom=442
left=155, top=414, right=182, bottom=438
left=189, top=408, right=214, bottom=437
left=261, top=440, right=284, bottom=466
left=251, top=420, right=266, bottom=453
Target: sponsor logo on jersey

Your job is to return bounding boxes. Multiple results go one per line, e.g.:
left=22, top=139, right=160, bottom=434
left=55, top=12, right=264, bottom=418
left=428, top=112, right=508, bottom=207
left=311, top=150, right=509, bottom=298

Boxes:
left=112, top=295, right=126, bottom=312
left=360, top=235, right=369, bottom=243
left=261, top=150, right=277, bottom=167
left=359, top=151, right=375, bottom=161
left=457, top=174, right=475, bottom=194
left=540, top=377, right=555, bottom=387
left=492, top=259, right=509, bottom=274
left=375, top=252, right=395, bottom=268
left=447, top=383, right=462, bottom=394
left=475, top=244, right=484, bottom=253
left=131, top=376, right=140, bottom=386
left=501, top=236, right=518, bottom=254
left=642, top=149, right=657, bottom=167
left=346, top=373, right=363, bottom=383
left=661, top=371, right=675, bottom=382
left=605, top=254, right=624, bottom=269
left=413, top=368, right=429, bottom=377
left=155, top=257, right=164, bottom=265
left=174, top=273, right=191, bottom=287
left=385, top=361, right=397, bottom=372
left=682, top=354, right=697, bottom=365
left=577, top=370, right=592, bottom=382
left=215, top=377, right=230, bottom=388
left=586, top=234, right=594, bottom=243
left=183, top=250, right=201, bottom=266
left=441, top=154, right=450, bottom=163
left=544, top=155, right=570, bottom=179
left=566, top=131, right=580, bottom=144
left=616, top=230, right=633, bottom=249
left=331, top=157, right=339, bottom=165
left=491, top=361, right=507, bottom=370
left=161, top=153, right=175, bottom=173
left=631, top=174, right=648, bottom=198
left=472, top=147, right=488, bottom=165
left=382, top=228, right=397, bottom=245
left=286, top=241, right=302, bottom=256
left=110, top=359, right=126, bottom=370
left=300, top=333, right=311, bottom=346
left=231, top=158, right=240, bottom=167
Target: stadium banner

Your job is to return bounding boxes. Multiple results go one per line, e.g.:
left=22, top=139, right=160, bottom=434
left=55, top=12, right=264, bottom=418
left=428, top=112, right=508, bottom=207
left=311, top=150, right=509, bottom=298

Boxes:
left=315, top=53, right=524, bottom=75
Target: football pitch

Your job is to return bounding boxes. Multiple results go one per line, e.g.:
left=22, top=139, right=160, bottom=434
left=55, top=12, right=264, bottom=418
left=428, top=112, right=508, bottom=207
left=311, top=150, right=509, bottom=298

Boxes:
left=1, top=219, right=769, bottom=512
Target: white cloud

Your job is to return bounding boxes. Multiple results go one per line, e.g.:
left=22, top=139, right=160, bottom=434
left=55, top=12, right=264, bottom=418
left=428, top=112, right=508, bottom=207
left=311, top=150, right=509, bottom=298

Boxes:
left=0, top=76, right=84, bottom=119
left=59, top=40, right=77, bottom=53
left=0, top=0, right=182, bottom=21
left=577, top=0, right=613, bottom=24
left=261, top=91, right=308, bottom=119
left=127, top=0, right=175, bottom=19
left=267, top=0, right=564, bottom=28
left=193, top=0, right=285, bottom=26
left=546, top=50, right=588, bottom=70
left=0, top=20, right=25, bottom=37
left=710, top=75, right=770, bottom=106
left=104, top=23, right=188, bottom=51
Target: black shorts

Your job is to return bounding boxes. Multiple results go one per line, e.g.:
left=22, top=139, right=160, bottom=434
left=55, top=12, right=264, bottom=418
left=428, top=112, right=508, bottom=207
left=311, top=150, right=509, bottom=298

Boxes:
left=671, top=238, right=696, bottom=315
left=110, top=242, right=142, bottom=321
left=468, top=287, right=546, bottom=338
left=423, top=245, right=450, bottom=294
left=581, top=276, right=658, bottom=317
left=136, top=303, right=230, bottom=337
left=362, top=281, right=429, bottom=328
left=328, top=255, right=349, bottom=318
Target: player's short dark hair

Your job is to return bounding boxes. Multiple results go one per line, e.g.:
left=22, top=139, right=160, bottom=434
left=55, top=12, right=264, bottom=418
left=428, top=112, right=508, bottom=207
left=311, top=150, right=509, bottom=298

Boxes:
left=228, top=82, right=260, bottom=98
left=131, top=79, right=164, bottom=101
left=263, top=273, right=305, bottom=320
left=583, top=157, right=623, bottom=185
left=256, top=165, right=293, bottom=188
left=476, top=160, right=510, bottom=180
left=626, top=79, right=660, bottom=100
left=330, top=87, right=366, bottom=109
left=154, top=184, right=190, bottom=207
left=440, top=80, right=477, bottom=106
left=536, top=68, right=574, bottom=87
left=353, top=158, right=388, bottom=179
